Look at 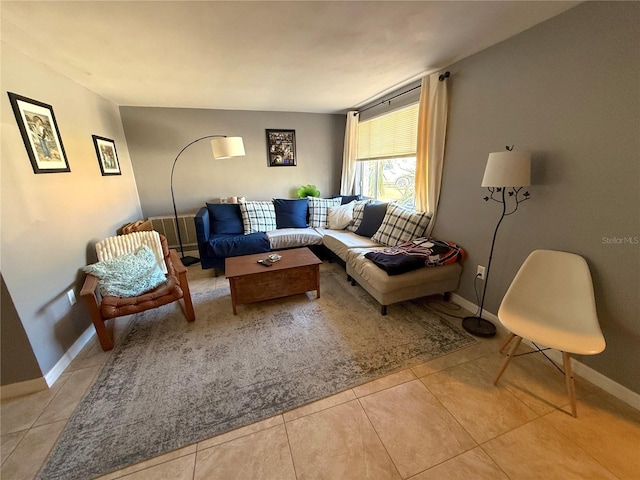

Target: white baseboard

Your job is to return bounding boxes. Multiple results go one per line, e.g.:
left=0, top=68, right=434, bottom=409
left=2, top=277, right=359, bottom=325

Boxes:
left=450, top=293, right=640, bottom=411
left=1, top=325, right=96, bottom=400
left=44, top=325, right=96, bottom=387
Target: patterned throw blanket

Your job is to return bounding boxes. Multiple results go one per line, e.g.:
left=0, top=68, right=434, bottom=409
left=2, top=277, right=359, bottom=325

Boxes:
left=364, top=238, right=466, bottom=275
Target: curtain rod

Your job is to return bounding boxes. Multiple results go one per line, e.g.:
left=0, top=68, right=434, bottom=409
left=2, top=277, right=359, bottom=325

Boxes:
left=354, top=71, right=450, bottom=116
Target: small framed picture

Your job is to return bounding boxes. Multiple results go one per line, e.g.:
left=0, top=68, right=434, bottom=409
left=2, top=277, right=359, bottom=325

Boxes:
left=7, top=92, right=70, bottom=174
left=92, top=135, right=121, bottom=176
left=266, top=129, right=296, bottom=166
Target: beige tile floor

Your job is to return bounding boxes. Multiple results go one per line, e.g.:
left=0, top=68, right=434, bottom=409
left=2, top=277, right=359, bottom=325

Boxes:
left=2, top=264, right=640, bottom=480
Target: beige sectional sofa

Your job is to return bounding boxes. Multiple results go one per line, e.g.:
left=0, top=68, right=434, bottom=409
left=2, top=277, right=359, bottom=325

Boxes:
left=315, top=229, right=462, bottom=315
left=196, top=198, right=464, bottom=314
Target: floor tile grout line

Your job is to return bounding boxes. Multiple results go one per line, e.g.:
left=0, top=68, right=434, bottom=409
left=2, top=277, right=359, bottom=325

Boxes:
left=0, top=370, right=73, bottom=437
left=31, top=366, right=101, bottom=430
left=475, top=443, right=514, bottom=480
left=282, top=417, right=301, bottom=480
left=355, top=395, right=404, bottom=480
left=536, top=410, right=623, bottom=480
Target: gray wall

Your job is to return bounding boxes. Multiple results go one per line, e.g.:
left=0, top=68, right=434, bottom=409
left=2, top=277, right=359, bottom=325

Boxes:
left=120, top=107, right=346, bottom=218
left=433, top=2, right=639, bottom=392
left=1, top=43, right=143, bottom=380
left=1, top=274, right=41, bottom=385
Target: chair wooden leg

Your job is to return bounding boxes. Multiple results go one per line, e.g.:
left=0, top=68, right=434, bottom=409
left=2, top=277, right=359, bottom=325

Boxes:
left=82, top=290, right=114, bottom=351
left=178, top=272, right=196, bottom=322
left=91, top=316, right=114, bottom=351
left=494, top=335, right=522, bottom=385
left=499, top=332, right=517, bottom=354
left=562, top=351, right=577, bottom=417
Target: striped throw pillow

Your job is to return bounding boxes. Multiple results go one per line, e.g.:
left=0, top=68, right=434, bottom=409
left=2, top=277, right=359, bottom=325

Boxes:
left=347, top=199, right=374, bottom=232
left=308, top=197, right=342, bottom=228
left=239, top=201, right=277, bottom=234
left=371, top=204, right=432, bottom=246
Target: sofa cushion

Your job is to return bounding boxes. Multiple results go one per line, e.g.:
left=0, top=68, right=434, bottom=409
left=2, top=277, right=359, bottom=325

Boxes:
left=320, top=229, right=382, bottom=262
left=371, top=204, right=432, bottom=246
left=354, top=203, right=388, bottom=237
left=206, top=232, right=270, bottom=258
left=326, top=201, right=355, bottom=230
left=273, top=198, right=308, bottom=228
left=239, top=201, right=277, bottom=234
left=267, top=228, right=323, bottom=249
left=206, top=203, right=244, bottom=235
left=308, top=197, right=342, bottom=228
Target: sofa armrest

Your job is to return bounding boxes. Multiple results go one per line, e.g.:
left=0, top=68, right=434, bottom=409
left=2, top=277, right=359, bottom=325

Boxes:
left=194, top=207, right=211, bottom=243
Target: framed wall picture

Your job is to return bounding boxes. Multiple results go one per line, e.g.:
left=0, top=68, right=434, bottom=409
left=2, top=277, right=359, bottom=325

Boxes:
left=7, top=92, right=70, bottom=174
left=92, top=135, right=121, bottom=176
left=266, top=129, right=296, bottom=166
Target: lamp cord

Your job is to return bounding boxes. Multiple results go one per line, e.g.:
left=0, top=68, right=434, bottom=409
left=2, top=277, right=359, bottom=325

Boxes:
left=170, top=135, right=227, bottom=259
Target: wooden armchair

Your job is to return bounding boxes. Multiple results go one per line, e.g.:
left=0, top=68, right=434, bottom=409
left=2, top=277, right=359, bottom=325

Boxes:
left=81, top=231, right=195, bottom=351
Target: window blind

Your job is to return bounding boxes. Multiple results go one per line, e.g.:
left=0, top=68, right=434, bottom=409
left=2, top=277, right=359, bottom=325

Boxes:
left=357, top=103, right=419, bottom=161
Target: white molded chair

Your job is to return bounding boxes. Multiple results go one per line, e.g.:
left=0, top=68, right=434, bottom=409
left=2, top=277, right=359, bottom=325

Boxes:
left=493, top=249, right=606, bottom=417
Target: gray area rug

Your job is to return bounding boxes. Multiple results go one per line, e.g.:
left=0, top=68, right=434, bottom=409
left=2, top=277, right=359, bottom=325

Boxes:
left=39, top=262, right=476, bottom=479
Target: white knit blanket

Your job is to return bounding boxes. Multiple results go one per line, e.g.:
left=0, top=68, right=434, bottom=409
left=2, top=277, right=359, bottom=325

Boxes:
left=96, top=231, right=167, bottom=274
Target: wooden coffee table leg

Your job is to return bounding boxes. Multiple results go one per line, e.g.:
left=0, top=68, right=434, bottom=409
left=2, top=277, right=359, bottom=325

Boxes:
left=229, top=278, right=238, bottom=315
left=316, top=265, right=321, bottom=298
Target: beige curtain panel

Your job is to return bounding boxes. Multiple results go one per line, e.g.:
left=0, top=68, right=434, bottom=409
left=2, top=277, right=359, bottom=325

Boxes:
left=415, top=72, right=448, bottom=236
left=340, top=110, right=359, bottom=195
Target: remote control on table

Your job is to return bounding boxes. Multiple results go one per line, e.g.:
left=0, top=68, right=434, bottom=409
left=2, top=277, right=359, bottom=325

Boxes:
left=257, top=259, right=273, bottom=267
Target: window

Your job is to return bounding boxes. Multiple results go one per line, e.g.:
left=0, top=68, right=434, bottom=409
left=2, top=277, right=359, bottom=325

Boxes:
left=356, top=103, right=419, bottom=207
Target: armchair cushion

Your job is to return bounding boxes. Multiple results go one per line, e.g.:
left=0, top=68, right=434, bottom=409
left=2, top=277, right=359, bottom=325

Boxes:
left=83, top=245, right=167, bottom=297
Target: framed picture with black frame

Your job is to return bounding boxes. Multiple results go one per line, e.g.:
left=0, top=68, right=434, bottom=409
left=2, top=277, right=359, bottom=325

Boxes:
left=7, top=92, right=70, bottom=174
left=266, top=129, right=296, bottom=166
left=92, top=135, right=121, bottom=176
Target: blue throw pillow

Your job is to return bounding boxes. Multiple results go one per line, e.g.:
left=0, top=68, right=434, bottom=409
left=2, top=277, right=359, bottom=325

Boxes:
left=332, top=194, right=362, bottom=205
left=355, top=203, right=388, bottom=237
left=273, top=198, right=308, bottom=228
left=206, top=203, right=244, bottom=235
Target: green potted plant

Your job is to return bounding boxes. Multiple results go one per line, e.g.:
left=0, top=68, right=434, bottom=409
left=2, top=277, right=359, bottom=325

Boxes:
left=296, top=184, right=321, bottom=198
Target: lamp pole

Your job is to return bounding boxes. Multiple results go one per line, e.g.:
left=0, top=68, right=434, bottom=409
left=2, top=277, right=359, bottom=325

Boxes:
left=462, top=188, right=507, bottom=337
left=462, top=147, right=530, bottom=337
left=170, top=135, right=228, bottom=266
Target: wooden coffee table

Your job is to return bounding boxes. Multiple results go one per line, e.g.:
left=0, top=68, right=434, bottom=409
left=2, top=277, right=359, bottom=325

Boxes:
left=225, top=248, right=322, bottom=314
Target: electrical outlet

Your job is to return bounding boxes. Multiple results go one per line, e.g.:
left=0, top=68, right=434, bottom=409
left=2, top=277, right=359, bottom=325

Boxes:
left=476, top=265, right=486, bottom=280
left=67, top=289, right=76, bottom=306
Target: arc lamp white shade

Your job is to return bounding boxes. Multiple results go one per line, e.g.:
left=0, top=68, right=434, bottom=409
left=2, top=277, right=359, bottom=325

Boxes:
left=211, top=136, right=246, bottom=159
left=481, top=150, right=531, bottom=187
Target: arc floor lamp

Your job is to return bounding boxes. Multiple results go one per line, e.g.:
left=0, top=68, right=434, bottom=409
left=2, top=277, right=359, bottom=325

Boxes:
left=170, top=135, right=245, bottom=266
left=462, top=146, right=531, bottom=337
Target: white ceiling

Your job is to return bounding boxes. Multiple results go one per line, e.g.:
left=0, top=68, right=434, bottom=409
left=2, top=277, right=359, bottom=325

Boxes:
left=1, top=1, right=580, bottom=114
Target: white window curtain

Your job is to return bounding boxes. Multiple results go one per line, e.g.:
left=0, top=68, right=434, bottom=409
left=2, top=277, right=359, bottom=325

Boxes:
left=415, top=72, right=449, bottom=236
left=340, top=111, right=359, bottom=195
